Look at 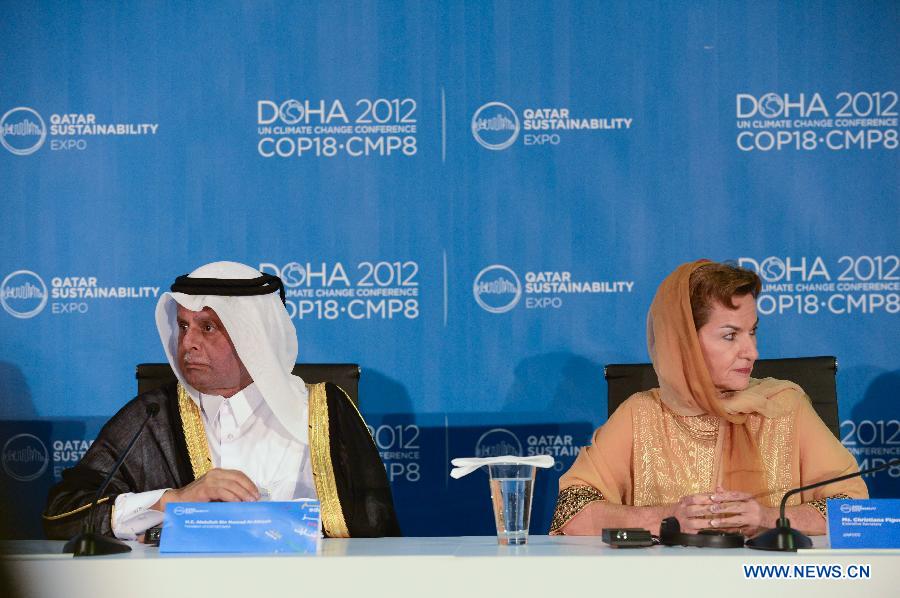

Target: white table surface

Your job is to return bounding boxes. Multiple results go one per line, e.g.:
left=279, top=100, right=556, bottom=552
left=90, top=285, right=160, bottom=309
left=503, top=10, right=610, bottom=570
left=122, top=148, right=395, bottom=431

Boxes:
left=3, top=535, right=898, bottom=598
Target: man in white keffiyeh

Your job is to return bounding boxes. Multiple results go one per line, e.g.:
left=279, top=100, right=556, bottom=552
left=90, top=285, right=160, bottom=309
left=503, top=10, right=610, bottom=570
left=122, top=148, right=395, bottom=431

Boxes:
left=44, top=261, right=400, bottom=540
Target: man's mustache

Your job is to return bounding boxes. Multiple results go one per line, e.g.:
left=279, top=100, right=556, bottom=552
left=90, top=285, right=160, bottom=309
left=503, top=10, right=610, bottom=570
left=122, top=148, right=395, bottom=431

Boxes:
left=182, top=354, right=209, bottom=366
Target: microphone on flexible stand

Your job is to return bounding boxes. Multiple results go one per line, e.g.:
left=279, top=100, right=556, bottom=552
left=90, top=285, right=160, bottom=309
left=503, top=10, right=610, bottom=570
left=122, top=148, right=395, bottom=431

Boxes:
left=746, top=457, right=900, bottom=552
left=63, top=402, right=160, bottom=557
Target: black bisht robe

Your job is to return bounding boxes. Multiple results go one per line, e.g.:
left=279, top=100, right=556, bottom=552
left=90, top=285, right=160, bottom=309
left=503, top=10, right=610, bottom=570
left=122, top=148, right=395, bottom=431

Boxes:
left=43, top=381, right=401, bottom=539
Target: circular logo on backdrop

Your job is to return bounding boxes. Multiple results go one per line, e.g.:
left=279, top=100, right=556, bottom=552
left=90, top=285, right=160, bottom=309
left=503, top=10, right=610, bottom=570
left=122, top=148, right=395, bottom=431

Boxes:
left=759, top=257, right=786, bottom=282
left=1, top=434, right=49, bottom=482
left=0, top=270, right=48, bottom=318
left=0, top=107, right=47, bottom=156
left=471, top=102, right=520, bottom=150
left=279, top=100, right=305, bottom=124
left=473, top=265, right=522, bottom=314
left=475, top=428, right=523, bottom=458
left=281, top=262, right=307, bottom=287
left=758, top=93, right=785, bottom=119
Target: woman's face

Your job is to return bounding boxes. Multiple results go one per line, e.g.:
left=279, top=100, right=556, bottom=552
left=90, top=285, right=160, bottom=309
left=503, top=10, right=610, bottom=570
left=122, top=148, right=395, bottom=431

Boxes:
left=697, top=294, right=759, bottom=392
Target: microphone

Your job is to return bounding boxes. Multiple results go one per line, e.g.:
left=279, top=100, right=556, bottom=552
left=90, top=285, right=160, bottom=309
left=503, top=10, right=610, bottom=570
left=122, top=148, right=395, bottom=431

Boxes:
left=63, top=402, right=160, bottom=557
left=747, top=457, right=900, bottom=551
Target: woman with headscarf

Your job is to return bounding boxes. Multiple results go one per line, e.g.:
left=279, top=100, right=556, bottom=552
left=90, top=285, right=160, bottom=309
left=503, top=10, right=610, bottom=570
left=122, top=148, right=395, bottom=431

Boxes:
left=550, top=260, right=867, bottom=537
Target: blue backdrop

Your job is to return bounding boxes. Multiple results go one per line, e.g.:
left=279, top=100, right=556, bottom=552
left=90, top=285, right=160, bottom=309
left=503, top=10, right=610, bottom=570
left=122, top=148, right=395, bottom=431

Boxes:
left=1, top=1, right=898, bottom=538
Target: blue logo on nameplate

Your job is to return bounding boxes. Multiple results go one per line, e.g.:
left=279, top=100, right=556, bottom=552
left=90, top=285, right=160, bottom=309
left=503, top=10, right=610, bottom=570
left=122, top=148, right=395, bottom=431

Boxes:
left=827, top=499, right=900, bottom=549
left=160, top=501, right=321, bottom=553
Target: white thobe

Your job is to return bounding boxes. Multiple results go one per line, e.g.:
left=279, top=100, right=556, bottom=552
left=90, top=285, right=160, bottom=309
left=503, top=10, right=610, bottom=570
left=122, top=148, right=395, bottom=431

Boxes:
left=111, top=383, right=314, bottom=540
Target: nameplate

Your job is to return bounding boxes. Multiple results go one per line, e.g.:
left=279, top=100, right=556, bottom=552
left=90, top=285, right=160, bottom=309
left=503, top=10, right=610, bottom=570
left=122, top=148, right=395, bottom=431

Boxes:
left=827, top=498, right=900, bottom=549
left=160, top=500, right=321, bottom=553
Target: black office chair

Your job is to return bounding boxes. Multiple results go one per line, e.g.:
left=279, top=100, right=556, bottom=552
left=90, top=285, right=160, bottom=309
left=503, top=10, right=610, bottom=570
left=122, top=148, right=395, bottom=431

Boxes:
left=136, top=363, right=361, bottom=406
left=604, top=356, right=840, bottom=438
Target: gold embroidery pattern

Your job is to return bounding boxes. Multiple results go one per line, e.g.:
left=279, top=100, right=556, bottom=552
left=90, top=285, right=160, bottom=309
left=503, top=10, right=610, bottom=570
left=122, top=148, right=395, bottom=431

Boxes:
left=42, top=496, right=111, bottom=520
left=177, top=384, right=213, bottom=480
left=632, top=393, right=717, bottom=506
left=308, top=382, right=349, bottom=538
left=671, top=413, right=719, bottom=442
left=549, top=485, right=605, bottom=534
left=755, top=400, right=798, bottom=508
left=808, top=493, right=851, bottom=519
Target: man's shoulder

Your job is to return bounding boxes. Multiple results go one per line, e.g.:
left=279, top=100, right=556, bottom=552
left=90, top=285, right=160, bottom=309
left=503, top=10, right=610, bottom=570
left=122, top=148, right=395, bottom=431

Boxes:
left=301, top=378, right=369, bottom=434
left=297, top=378, right=352, bottom=403
left=323, top=381, right=353, bottom=403
left=109, top=382, right=179, bottom=423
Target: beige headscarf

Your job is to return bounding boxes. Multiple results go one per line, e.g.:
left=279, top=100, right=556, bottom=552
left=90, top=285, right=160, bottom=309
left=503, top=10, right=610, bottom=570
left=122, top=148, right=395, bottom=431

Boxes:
left=648, top=260, right=797, bottom=494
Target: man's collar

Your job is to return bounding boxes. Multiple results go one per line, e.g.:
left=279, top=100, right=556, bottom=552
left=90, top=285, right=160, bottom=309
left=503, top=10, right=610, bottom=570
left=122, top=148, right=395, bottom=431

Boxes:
left=200, top=382, right=261, bottom=425
left=228, top=383, right=263, bottom=427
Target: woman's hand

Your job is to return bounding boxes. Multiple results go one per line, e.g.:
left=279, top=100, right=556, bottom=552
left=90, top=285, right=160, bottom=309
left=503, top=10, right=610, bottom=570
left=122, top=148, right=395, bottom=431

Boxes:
left=705, top=486, right=777, bottom=535
left=672, top=486, right=776, bottom=535
left=671, top=491, right=719, bottom=532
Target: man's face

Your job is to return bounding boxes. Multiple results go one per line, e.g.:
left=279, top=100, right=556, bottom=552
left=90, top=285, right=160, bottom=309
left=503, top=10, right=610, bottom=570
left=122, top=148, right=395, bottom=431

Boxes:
left=176, top=305, right=252, bottom=397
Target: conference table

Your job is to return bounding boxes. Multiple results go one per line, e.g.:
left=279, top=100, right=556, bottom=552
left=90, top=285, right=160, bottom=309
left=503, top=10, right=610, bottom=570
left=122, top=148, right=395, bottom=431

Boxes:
left=3, top=535, right=898, bottom=598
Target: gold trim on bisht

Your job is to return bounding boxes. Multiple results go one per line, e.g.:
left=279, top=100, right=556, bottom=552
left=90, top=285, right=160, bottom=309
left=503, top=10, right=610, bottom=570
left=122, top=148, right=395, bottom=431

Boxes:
left=178, top=383, right=213, bottom=480
left=549, top=485, right=606, bottom=535
left=42, top=496, right=111, bottom=520
left=808, top=493, right=852, bottom=519
left=308, top=382, right=349, bottom=538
